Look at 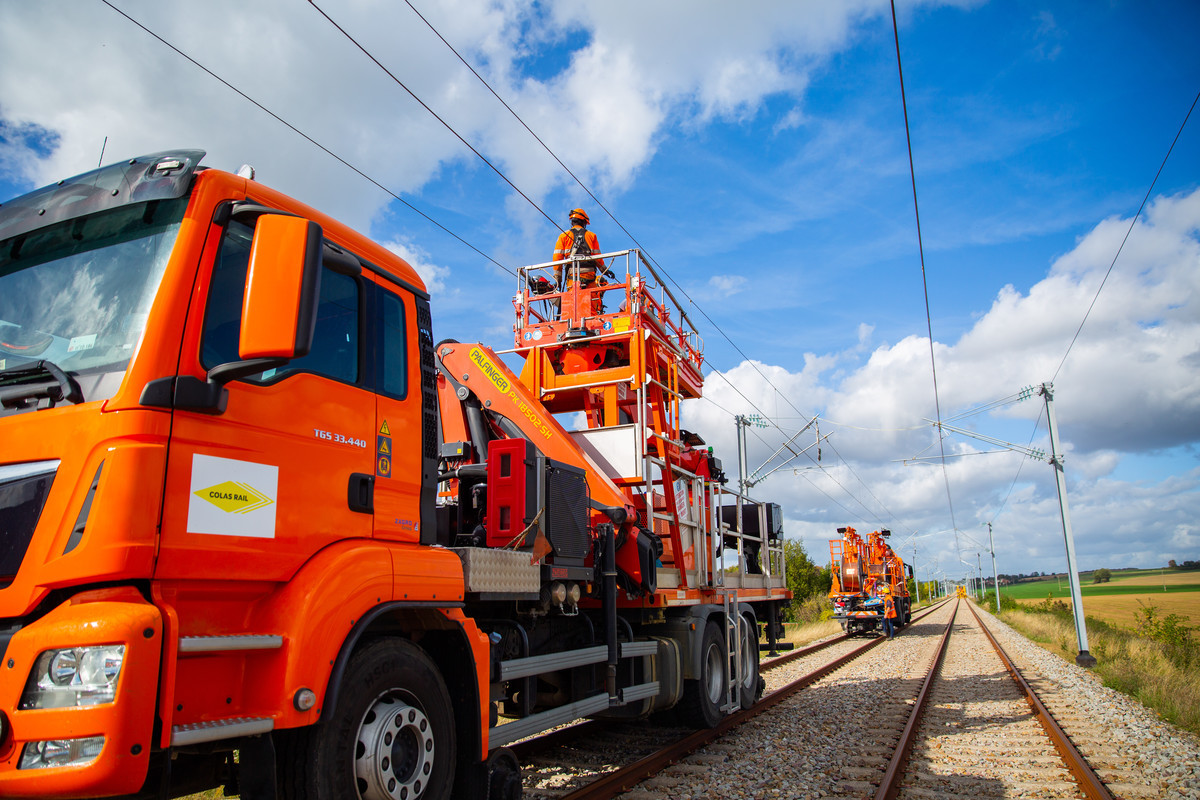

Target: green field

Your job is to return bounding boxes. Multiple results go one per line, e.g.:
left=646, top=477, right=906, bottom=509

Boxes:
left=999, top=570, right=1200, bottom=601
left=997, top=569, right=1200, bottom=631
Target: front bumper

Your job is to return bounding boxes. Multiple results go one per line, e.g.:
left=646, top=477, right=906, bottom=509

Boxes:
left=0, top=586, right=161, bottom=798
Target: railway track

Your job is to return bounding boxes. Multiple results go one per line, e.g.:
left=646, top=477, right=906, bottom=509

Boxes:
left=877, top=600, right=1114, bottom=799
left=514, top=601, right=950, bottom=798
left=509, top=598, right=1191, bottom=799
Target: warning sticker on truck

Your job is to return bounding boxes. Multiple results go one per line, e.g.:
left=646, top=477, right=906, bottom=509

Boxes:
left=187, top=454, right=278, bottom=538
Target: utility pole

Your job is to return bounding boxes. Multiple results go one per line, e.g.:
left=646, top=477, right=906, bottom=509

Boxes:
left=1042, top=383, right=1095, bottom=668
left=913, top=385, right=1094, bottom=666
left=733, top=415, right=764, bottom=552
left=977, top=552, right=983, bottom=601
left=987, top=523, right=1000, bottom=614
left=735, top=415, right=750, bottom=537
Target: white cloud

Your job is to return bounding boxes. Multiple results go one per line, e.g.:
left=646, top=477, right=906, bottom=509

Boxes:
left=0, top=0, right=959, bottom=232
left=3, top=1, right=1191, bottom=577
left=708, top=275, right=748, bottom=295
left=382, top=239, right=452, bottom=295
left=683, top=189, right=1200, bottom=573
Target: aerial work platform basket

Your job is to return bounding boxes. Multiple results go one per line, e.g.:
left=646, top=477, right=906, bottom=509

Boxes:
left=506, top=249, right=787, bottom=607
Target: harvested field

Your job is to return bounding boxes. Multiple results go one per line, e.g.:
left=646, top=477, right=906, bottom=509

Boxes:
left=1014, top=590, right=1199, bottom=630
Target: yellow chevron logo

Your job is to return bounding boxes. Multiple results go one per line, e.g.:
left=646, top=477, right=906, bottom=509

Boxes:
left=194, top=481, right=274, bottom=514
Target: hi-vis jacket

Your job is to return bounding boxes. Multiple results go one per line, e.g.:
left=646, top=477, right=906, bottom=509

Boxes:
left=553, top=226, right=603, bottom=283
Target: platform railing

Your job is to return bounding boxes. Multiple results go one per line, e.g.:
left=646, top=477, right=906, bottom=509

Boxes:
left=511, top=249, right=703, bottom=369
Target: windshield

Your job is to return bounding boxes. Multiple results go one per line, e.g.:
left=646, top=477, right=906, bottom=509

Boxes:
left=0, top=196, right=188, bottom=405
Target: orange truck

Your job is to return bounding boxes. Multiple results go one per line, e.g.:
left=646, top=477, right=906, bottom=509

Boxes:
left=0, top=150, right=789, bottom=799
left=827, top=526, right=912, bottom=635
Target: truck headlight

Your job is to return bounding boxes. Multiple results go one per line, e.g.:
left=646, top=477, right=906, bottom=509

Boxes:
left=19, top=645, right=126, bottom=709
left=19, top=736, right=105, bottom=770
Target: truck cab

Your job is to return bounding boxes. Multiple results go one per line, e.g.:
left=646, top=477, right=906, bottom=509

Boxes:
left=0, top=151, right=789, bottom=800
left=0, top=150, right=483, bottom=798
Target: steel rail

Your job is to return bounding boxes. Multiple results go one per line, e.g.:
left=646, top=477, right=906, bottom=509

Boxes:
left=966, top=602, right=1115, bottom=800
left=873, top=599, right=959, bottom=800
left=508, top=718, right=610, bottom=761
left=761, top=596, right=950, bottom=672
left=557, top=631, right=891, bottom=800
left=508, top=596, right=955, bottom=778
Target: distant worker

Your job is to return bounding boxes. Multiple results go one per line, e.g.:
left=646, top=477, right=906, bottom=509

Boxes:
left=552, top=208, right=606, bottom=316
left=882, top=587, right=897, bottom=640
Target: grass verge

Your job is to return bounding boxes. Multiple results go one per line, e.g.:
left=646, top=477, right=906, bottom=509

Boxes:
left=780, top=618, right=842, bottom=647
left=996, top=598, right=1200, bottom=735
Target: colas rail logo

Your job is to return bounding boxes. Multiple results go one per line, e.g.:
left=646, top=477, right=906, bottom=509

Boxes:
left=195, top=480, right=275, bottom=514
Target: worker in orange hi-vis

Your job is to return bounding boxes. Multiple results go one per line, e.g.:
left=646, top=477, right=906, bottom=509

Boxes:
left=552, top=208, right=606, bottom=317
left=882, top=586, right=898, bottom=640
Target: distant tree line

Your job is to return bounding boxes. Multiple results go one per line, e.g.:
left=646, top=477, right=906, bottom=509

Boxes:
left=998, top=572, right=1052, bottom=583
left=1168, top=560, right=1200, bottom=571
left=782, top=538, right=833, bottom=622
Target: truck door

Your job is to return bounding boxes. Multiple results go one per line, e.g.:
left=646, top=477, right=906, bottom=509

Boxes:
left=365, top=274, right=434, bottom=545
left=156, top=214, right=374, bottom=581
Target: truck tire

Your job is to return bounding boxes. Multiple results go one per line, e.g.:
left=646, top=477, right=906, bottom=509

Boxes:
left=281, top=638, right=456, bottom=800
left=677, top=620, right=726, bottom=728
left=737, top=614, right=761, bottom=711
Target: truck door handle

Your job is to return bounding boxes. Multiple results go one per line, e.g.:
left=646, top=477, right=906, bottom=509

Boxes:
left=348, top=473, right=374, bottom=514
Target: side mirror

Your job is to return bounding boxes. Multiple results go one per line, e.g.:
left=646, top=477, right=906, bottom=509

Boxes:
left=239, top=214, right=323, bottom=360
left=155, top=213, right=324, bottom=414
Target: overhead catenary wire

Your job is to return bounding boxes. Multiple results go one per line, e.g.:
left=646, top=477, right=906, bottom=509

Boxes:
left=87, top=5, right=1198, bottom=529
left=306, top=0, right=563, bottom=236
left=823, top=437, right=917, bottom=534
left=110, top=0, right=911, bottom=536
left=700, top=393, right=899, bottom=530
left=398, top=0, right=831, bottom=458
left=696, top=393, right=900, bottom=531
left=745, top=425, right=902, bottom=532
left=397, top=0, right=614, bottom=233
left=987, top=406, right=1047, bottom=527
left=986, top=91, right=1198, bottom=531
left=942, top=392, right=1024, bottom=423
left=380, top=2, right=922, bottom=530
left=890, top=0, right=960, bottom=552
left=387, top=5, right=831, bottom=432
left=1051, top=88, right=1200, bottom=383
left=105, top=0, right=810, bottom=491
left=98, top=0, right=514, bottom=277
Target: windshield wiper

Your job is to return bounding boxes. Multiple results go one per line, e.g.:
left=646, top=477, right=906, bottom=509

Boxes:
left=0, top=360, right=84, bottom=409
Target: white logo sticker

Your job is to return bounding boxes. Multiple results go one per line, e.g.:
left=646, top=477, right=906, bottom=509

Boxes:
left=186, top=454, right=278, bottom=538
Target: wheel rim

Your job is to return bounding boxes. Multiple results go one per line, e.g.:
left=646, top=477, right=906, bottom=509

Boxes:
left=739, top=621, right=756, bottom=690
left=703, top=639, right=724, bottom=704
left=355, top=692, right=436, bottom=800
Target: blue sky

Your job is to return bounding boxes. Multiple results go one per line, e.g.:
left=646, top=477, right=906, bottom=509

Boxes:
left=2, top=0, right=1198, bottom=584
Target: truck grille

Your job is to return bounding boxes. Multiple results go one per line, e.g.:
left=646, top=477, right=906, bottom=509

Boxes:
left=0, top=460, right=58, bottom=589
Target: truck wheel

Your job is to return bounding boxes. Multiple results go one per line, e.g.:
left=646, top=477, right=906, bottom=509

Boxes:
left=737, top=615, right=761, bottom=711
left=301, top=638, right=456, bottom=800
left=677, top=620, right=726, bottom=728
